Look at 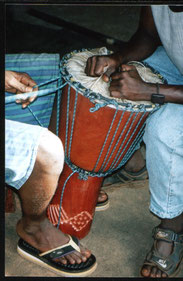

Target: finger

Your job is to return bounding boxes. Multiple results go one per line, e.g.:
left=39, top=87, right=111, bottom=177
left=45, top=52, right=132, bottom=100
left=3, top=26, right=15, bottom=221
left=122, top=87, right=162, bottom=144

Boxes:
left=94, top=57, right=108, bottom=77
left=21, top=98, right=35, bottom=108
left=121, top=64, right=136, bottom=72
left=13, top=71, right=37, bottom=87
left=109, top=84, right=122, bottom=98
left=86, top=56, right=98, bottom=77
left=12, top=77, right=33, bottom=93
left=16, top=89, right=37, bottom=105
left=20, top=73, right=37, bottom=88
left=102, top=67, right=116, bottom=82
left=15, top=99, right=21, bottom=104
left=85, top=57, right=92, bottom=75
left=110, top=91, right=122, bottom=98
left=110, top=72, right=123, bottom=80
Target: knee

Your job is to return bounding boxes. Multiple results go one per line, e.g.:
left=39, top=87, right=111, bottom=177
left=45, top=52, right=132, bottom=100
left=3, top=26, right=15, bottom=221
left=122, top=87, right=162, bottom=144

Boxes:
left=37, top=129, right=64, bottom=175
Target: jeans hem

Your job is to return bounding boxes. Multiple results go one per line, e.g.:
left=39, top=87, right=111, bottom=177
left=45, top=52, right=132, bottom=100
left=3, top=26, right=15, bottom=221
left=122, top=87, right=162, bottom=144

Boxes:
left=150, top=205, right=183, bottom=219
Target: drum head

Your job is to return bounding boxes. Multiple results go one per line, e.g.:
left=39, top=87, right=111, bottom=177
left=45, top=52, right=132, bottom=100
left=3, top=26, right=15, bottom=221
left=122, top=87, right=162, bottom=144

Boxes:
left=60, top=47, right=166, bottom=112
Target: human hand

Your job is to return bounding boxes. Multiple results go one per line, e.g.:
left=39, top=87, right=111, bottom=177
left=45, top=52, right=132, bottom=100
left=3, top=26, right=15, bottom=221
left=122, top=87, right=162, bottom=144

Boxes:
left=109, top=64, right=151, bottom=101
left=85, top=54, right=121, bottom=82
left=5, top=70, right=38, bottom=108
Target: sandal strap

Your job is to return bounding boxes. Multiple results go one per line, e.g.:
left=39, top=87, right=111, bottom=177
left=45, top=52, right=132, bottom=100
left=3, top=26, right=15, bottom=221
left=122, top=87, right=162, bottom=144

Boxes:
left=117, top=166, right=148, bottom=183
left=153, top=227, right=183, bottom=244
left=39, top=235, right=80, bottom=259
left=143, top=226, right=183, bottom=276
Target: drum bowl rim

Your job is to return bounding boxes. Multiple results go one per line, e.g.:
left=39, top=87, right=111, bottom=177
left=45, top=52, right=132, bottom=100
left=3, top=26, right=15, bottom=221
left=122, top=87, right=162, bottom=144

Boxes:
left=59, top=49, right=160, bottom=113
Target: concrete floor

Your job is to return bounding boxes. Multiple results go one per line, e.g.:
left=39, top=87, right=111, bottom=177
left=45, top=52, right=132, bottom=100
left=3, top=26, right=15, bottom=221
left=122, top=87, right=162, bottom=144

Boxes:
left=5, top=180, right=183, bottom=277
left=5, top=4, right=183, bottom=278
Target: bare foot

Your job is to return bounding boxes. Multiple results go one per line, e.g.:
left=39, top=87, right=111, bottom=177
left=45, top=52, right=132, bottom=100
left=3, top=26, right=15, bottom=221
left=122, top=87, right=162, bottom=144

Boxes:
left=16, top=217, right=91, bottom=265
left=97, top=190, right=108, bottom=203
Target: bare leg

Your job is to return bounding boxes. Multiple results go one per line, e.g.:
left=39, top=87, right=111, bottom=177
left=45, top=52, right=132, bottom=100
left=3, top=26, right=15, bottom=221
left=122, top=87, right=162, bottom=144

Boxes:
left=124, top=149, right=145, bottom=173
left=16, top=130, right=91, bottom=265
left=141, top=213, right=183, bottom=277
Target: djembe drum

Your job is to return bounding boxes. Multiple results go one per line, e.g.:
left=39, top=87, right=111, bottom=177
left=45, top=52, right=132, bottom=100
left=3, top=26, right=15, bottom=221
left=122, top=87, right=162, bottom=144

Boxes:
left=47, top=47, right=165, bottom=239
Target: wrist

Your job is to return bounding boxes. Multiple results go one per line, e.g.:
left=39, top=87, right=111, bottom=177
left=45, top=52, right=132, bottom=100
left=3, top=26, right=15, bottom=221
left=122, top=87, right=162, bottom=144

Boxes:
left=151, top=83, right=165, bottom=105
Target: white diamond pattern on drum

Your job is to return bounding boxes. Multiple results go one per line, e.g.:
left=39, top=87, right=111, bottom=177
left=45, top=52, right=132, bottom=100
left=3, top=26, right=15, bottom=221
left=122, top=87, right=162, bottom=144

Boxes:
left=48, top=205, right=93, bottom=232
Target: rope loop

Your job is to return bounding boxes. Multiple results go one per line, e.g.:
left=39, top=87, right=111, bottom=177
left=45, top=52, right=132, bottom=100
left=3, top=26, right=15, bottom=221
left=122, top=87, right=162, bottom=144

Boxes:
left=90, top=102, right=108, bottom=112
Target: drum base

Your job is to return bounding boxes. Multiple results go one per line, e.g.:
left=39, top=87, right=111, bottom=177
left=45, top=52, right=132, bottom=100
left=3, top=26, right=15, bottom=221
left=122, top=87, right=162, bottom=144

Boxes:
left=47, top=163, right=103, bottom=239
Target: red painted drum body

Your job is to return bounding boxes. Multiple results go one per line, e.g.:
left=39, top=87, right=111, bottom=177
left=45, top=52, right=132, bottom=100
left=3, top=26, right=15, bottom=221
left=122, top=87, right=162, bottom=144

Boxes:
left=47, top=48, right=163, bottom=239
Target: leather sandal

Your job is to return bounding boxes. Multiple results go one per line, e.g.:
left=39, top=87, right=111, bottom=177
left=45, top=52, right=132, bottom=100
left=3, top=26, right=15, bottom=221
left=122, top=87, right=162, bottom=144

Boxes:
left=141, top=226, right=183, bottom=277
left=102, top=165, right=148, bottom=188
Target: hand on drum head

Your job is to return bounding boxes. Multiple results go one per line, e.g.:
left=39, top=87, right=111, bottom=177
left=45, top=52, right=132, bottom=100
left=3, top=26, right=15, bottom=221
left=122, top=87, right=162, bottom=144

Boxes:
left=5, top=71, right=38, bottom=108
left=109, top=64, right=152, bottom=101
left=85, top=54, right=121, bottom=82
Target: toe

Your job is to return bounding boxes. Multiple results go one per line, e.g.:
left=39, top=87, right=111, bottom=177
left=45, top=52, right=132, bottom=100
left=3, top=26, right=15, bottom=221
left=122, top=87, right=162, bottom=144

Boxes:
left=64, top=254, right=76, bottom=264
left=162, top=272, right=168, bottom=278
left=98, top=190, right=108, bottom=202
left=156, top=269, right=162, bottom=278
left=70, top=248, right=87, bottom=263
left=80, top=244, right=91, bottom=258
left=150, top=266, right=158, bottom=277
left=141, top=265, right=151, bottom=277
left=55, top=256, right=67, bottom=265
left=69, top=253, right=83, bottom=264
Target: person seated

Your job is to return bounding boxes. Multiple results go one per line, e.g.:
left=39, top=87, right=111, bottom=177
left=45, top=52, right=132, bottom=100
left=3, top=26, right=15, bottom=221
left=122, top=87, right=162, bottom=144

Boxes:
left=5, top=68, right=97, bottom=277
left=85, top=5, right=183, bottom=278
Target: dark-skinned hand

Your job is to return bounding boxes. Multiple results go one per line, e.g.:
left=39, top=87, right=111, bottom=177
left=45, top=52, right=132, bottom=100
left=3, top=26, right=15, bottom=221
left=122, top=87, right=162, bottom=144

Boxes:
left=85, top=54, right=121, bottom=82
left=109, top=64, right=152, bottom=101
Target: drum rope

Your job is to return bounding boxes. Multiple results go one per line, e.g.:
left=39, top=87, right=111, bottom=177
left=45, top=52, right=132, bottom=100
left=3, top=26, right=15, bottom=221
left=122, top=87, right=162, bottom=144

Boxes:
left=122, top=122, right=146, bottom=164
left=56, top=77, right=62, bottom=136
left=65, top=85, right=71, bottom=155
left=56, top=170, right=76, bottom=229
left=92, top=108, right=119, bottom=172
left=110, top=111, right=146, bottom=170
left=5, top=50, right=164, bottom=232
left=121, top=107, right=158, bottom=164
left=109, top=111, right=139, bottom=170
left=68, top=89, right=79, bottom=159
left=99, top=110, right=127, bottom=172
left=5, top=77, right=67, bottom=129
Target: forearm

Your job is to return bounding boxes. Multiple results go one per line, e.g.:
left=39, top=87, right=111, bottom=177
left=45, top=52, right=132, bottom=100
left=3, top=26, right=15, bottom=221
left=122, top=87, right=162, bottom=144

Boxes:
left=111, top=6, right=161, bottom=65
left=142, top=83, right=183, bottom=104
left=114, top=29, right=161, bottom=64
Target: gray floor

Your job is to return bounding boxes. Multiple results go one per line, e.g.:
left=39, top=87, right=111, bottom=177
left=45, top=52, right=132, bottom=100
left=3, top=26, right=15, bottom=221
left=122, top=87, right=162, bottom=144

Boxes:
left=5, top=180, right=183, bottom=277
left=5, top=4, right=183, bottom=278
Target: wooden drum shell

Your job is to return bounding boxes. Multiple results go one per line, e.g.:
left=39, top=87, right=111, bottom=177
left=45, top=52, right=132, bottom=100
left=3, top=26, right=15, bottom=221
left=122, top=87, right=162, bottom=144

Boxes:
left=47, top=82, right=149, bottom=239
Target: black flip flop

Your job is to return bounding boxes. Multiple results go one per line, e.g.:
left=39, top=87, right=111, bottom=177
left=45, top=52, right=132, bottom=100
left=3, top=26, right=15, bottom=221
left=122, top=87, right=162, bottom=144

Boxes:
left=17, top=235, right=97, bottom=277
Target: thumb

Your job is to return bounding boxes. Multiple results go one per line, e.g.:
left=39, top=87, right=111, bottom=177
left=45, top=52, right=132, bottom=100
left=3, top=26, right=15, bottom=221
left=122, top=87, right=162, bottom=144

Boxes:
left=102, top=67, right=115, bottom=82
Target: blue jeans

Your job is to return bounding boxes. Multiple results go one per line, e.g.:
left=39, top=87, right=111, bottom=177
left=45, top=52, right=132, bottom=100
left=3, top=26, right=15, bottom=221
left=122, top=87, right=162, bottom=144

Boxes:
left=143, top=46, right=183, bottom=219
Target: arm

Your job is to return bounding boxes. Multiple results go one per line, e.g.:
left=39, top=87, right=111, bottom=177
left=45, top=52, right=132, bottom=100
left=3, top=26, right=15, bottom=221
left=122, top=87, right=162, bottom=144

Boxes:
left=5, top=70, right=38, bottom=108
left=85, top=6, right=161, bottom=81
left=115, top=6, right=161, bottom=63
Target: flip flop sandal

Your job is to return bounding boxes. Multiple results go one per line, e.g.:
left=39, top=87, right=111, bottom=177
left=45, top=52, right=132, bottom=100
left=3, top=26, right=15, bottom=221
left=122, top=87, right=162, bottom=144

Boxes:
left=17, top=235, right=97, bottom=277
left=96, top=190, right=109, bottom=211
left=140, top=226, right=183, bottom=277
left=102, top=165, right=148, bottom=188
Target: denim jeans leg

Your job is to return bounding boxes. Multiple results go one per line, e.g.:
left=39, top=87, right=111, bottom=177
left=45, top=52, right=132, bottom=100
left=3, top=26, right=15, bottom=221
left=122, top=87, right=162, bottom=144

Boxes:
left=142, top=47, right=183, bottom=219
